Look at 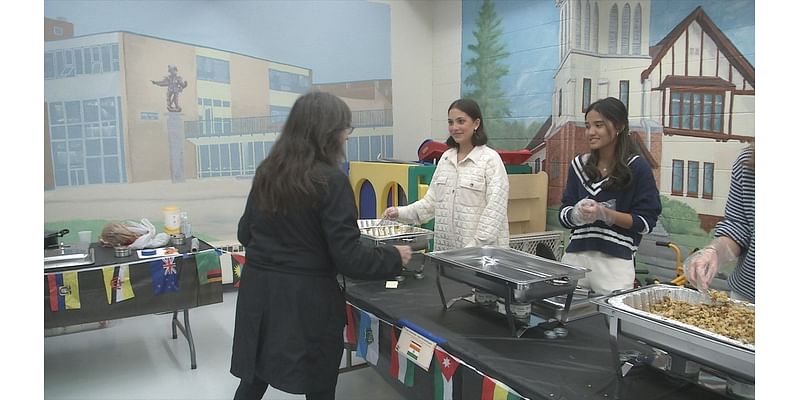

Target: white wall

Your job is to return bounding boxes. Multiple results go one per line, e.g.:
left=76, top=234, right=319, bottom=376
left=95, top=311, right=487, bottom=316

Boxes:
left=379, top=0, right=462, bottom=160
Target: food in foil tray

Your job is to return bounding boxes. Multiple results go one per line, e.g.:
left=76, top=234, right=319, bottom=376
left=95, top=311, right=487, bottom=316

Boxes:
left=360, top=225, right=416, bottom=238
left=650, top=290, right=755, bottom=344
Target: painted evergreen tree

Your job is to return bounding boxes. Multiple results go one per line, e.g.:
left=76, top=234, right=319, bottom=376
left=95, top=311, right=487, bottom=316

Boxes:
left=463, top=0, right=511, bottom=135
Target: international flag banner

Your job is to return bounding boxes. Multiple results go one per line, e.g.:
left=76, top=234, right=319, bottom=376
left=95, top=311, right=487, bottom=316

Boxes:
left=390, top=326, right=415, bottom=387
left=481, top=375, right=522, bottom=400
left=343, top=303, right=358, bottom=349
left=150, top=256, right=180, bottom=294
left=231, top=253, right=245, bottom=288
left=101, top=265, right=135, bottom=304
left=356, top=309, right=380, bottom=365
left=195, top=251, right=222, bottom=285
left=433, top=347, right=461, bottom=400
left=47, top=271, right=81, bottom=312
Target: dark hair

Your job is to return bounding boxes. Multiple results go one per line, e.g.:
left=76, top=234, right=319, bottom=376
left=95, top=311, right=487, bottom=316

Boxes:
left=584, top=97, right=641, bottom=191
left=251, top=91, right=351, bottom=213
left=445, top=98, right=489, bottom=148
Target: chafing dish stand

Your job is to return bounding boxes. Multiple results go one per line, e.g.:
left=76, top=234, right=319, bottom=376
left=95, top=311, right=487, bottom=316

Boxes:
left=426, top=246, right=588, bottom=337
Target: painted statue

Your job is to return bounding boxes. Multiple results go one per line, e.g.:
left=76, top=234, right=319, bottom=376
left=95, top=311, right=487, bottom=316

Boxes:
left=151, top=65, right=188, bottom=112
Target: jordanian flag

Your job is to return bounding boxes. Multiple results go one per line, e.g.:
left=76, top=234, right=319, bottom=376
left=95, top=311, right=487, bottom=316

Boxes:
left=47, top=271, right=81, bottom=312
left=150, top=256, right=180, bottom=294
left=481, top=376, right=522, bottom=400
left=356, top=309, right=380, bottom=365
left=433, top=347, right=461, bottom=400
left=102, top=265, right=135, bottom=304
left=389, top=326, right=414, bottom=387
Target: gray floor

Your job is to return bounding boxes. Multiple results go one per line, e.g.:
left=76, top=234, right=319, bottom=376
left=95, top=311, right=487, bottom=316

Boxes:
left=44, top=290, right=406, bottom=400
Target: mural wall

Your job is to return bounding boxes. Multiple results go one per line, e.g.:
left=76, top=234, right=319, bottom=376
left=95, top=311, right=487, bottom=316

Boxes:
left=43, top=0, right=394, bottom=243
left=460, top=0, right=754, bottom=277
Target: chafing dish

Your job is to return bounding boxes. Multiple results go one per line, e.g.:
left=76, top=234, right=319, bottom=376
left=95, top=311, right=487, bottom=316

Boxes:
left=44, top=246, right=95, bottom=271
left=426, top=246, right=588, bottom=336
left=357, top=219, right=433, bottom=280
left=592, top=284, right=754, bottom=382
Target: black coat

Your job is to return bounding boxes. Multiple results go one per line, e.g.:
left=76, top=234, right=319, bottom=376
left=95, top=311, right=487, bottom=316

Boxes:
left=230, top=163, right=402, bottom=394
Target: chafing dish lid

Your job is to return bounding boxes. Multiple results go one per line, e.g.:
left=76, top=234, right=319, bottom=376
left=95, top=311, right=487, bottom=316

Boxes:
left=427, top=246, right=587, bottom=284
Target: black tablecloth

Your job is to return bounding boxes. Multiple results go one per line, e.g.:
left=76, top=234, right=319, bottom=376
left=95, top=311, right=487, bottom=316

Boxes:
left=44, top=240, right=223, bottom=329
left=344, top=273, right=728, bottom=400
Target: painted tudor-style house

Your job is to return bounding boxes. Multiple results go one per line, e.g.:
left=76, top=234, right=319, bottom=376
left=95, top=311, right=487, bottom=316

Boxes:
left=642, top=6, right=754, bottom=231
left=537, top=1, right=753, bottom=233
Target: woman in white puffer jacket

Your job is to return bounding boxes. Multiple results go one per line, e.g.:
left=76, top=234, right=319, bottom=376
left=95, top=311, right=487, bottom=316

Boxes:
left=383, top=98, right=509, bottom=251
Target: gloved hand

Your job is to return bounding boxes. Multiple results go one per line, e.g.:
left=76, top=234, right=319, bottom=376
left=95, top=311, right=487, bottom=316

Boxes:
left=571, top=199, right=617, bottom=226
left=383, top=207, right=399, bottom=220
left=684, top=236, right=740, bottom=291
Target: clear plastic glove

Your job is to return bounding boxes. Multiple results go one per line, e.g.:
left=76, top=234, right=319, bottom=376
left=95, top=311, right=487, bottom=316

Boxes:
left=383, top=207, right=399, bottom=220
left=571, top=199, right=616, bottom=226
left=393, top=245, right=413, bottom=266
left=684, top=236, right=740, bottom=290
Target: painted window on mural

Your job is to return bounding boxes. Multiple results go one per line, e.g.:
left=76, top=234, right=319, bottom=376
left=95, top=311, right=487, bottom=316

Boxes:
left=558, top=89, right=562, bottom=116
left=621, top=4, right=631, bottom=55
left=669, top=91, right=725, bottom=132
left=592, top=3, right=599, bottom=52
left=608, top=5, right=618, bottom=54
left=583, top=1, right=590, bottom=51
left=633, top=4, right=642, bottom=55
left=575, top=0, right=582, bottom=49
left=619, top=80, right=629, bottom=109
left=582, top=78, right=592, bottom=112
left=49, top=97, right=125, bottom=186
left=672, top=159, right=684, bottom=196
left=196, top=56, right=230, bottom=84
left=45, top=43, right=119, bottom=80
left=269, top=69, right=311, bottom=93
left=703, top=162, right=715, bottom=199
left=687, top=161, right=699, bottom=197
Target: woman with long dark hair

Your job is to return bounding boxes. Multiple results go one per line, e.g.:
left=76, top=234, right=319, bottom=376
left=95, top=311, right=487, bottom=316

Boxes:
left=382, top=98, right=509, bottom=250
left=231, top=92, right=412, bottom=400
left=558, top=97, right=661, bottom=295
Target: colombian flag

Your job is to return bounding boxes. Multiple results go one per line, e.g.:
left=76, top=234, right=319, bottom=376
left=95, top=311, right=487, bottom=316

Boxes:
left=47, top=271, right=81, bottom=312
left=102, top=265, right=135, bottom=304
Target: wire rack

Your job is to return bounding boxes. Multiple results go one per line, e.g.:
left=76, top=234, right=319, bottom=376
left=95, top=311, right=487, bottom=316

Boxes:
left=508, top=231, right=564, bottom=261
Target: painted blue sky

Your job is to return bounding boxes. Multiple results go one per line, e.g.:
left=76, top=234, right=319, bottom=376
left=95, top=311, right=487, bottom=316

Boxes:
left=44, top=0, right=391, bottom=84
left=461, top=0, right=755, bottom=124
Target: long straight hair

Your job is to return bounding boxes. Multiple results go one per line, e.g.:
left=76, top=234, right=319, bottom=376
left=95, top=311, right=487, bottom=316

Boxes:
left=584, top=97, right=641, bottom=191
left=251, top=92, right=351, bottom=213
left=445, top=98, right=489, bottom=148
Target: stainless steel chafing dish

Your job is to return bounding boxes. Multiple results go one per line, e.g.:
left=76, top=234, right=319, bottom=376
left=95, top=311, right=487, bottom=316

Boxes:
left=357, top=219, right=433, bottom=251
left=592, top=284, right=755, bottom=381
left=426, top=246, right=588, bottom=336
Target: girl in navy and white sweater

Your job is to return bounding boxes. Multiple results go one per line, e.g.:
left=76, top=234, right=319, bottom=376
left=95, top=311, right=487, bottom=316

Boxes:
left=559, top=97, right=662, bottom=295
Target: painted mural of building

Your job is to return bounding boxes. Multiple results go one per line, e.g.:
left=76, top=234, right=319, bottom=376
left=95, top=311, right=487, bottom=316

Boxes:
left=44, top=29, right=313, bottom=189
left=44, top=27, right=397, bottom=190
left=542, top=0, right=661, bottom=207
left=641, top=6, right=754, bottom=230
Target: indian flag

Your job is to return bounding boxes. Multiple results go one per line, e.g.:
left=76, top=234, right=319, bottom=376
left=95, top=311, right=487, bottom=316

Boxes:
left=481, top=376, right=522, bottom=400
left=433, top=347, right=460, bottom=400
left=389, top=327, right=414, bottom=387
left=102, top=265, right=135, bottom=304
left=406, top=340, right=422, bottom=360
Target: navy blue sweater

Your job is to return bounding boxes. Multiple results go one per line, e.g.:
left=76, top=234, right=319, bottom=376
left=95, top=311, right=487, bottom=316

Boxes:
left=559, top=154, right=662, bottom=260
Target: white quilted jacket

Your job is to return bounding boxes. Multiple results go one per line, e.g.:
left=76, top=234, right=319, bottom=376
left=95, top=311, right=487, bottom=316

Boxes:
left=397, top=145, right=510, bottom=251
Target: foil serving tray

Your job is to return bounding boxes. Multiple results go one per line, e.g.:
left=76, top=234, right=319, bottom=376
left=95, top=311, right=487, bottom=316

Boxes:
left=593, top=284, right=754, bottom=380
